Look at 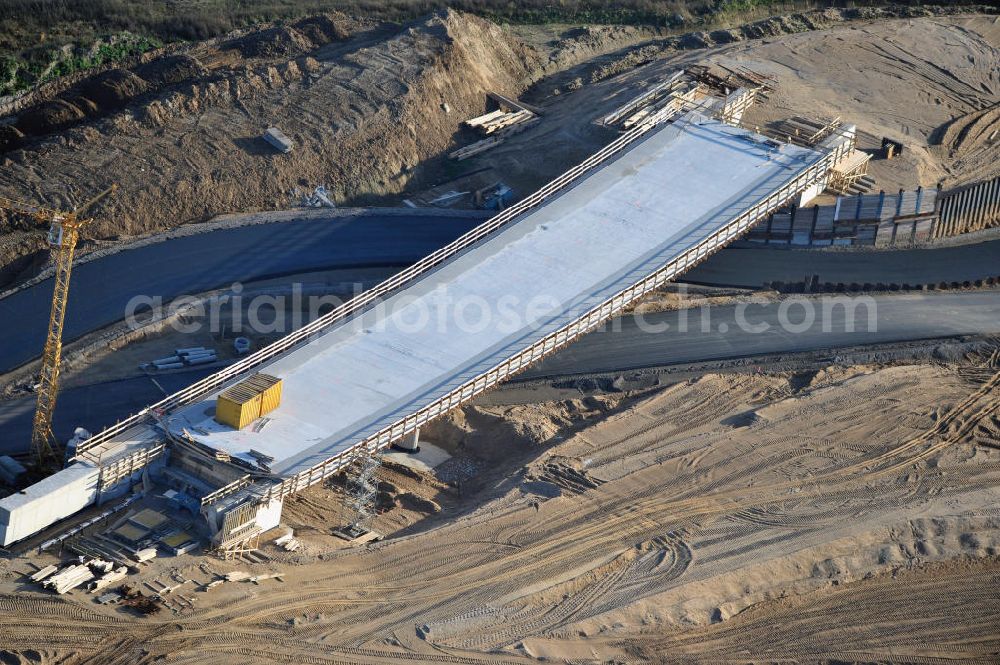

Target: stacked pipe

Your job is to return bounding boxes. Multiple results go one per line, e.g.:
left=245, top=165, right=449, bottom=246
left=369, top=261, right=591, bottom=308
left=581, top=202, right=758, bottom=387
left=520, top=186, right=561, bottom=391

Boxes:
left=149, top=347, right=217, bottom=370
left=181, top=349, right=218, bottom=366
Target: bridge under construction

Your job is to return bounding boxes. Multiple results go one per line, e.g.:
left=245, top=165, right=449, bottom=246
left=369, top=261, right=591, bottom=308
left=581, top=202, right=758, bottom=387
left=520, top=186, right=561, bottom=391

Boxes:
left=0, top=96, right=849, bottom=550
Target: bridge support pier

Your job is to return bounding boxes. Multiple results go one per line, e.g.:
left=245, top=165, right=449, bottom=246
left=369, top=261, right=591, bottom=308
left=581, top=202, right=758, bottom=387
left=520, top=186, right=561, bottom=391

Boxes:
left=392, top=429, right=421, bottom=454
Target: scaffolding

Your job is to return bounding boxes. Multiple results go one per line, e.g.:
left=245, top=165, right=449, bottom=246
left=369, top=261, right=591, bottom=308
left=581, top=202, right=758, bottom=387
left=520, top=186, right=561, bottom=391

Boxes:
left=335, top=443, right=382, bottom=540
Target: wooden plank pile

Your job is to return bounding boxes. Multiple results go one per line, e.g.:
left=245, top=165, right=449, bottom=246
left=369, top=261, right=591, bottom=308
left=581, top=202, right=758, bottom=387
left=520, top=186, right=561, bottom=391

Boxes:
left=600, top=73, right=705, bottom=131
left=688, top=63, right=775, bottom=95
left=724, top=64, right=776, bottom=92
left=29, top=564, right=59, bottom=583
left=89, top=566, right=129, bottom=593
left=772, top=116, right=844, bottom=147
left=43, top=563, right=95, bottom=594
left=450, top=93, right=541, bottom=161
left=623, top=82, right=703, bottom=131
left=601, top=70, right=685, bottom=127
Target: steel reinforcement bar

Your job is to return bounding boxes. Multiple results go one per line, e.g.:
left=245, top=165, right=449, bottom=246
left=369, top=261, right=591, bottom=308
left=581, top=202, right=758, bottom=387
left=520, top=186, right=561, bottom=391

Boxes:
left=72, top=106, right=697, bottom=458
left=257, top=149, right=838, bottom=503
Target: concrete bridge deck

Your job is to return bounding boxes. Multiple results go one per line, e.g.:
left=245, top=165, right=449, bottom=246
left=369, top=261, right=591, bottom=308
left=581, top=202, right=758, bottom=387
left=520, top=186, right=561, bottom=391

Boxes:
left=162, top=113, right=828, bottom=484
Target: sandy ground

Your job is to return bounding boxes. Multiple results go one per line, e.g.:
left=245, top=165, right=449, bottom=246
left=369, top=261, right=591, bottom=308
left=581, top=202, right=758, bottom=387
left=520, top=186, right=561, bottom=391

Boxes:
left=399, top=13, right=1000, bottom=224
left=523, top=14, right=999, bottom=193
left=0, top=343, right=998, bottom=663
left=727, top=15, right=1000, bottom=189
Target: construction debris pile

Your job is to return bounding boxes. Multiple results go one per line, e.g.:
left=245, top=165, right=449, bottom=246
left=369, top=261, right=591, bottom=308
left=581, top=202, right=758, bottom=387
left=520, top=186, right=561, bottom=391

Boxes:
left=30, top=557, right=128, bottom=595
left=275, top=531, right=301, bottom=552
left=119, top=583, right=162, bottom=614
left=297, top=184, right=335, bottom=208
left=27, top=553, right=289, bottom=613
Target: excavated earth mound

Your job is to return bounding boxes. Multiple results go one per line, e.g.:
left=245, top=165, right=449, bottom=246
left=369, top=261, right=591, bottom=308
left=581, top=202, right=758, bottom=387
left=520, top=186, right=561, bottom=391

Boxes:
left=3, top=12, right=359, bottom=145
left=0, top=10, right=540, bottom=288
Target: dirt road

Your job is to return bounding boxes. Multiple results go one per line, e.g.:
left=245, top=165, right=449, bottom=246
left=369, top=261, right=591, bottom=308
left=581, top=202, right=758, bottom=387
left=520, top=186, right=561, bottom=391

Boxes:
left=2, top=11, right=996, bottom=290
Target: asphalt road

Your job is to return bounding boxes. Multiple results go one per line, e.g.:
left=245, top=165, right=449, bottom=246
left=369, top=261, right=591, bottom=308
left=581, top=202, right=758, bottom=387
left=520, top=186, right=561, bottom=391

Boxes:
left=684, top=238, right=1000, bottom=289
left=519, top=290, right=1000, bottom=379
left=1, top=291, right=996, bottom=455
left=0, top=210, right=487, bottom=373
left=1, top=210, right=996, bottom=374
left=0, top=368, right=216, bottom=456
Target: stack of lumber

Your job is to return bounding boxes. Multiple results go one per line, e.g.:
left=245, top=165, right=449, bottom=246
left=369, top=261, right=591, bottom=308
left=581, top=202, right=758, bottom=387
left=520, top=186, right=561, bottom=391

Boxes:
left=600, top=73, right=704, bottom=131
left=773, top=116, right=844, bottom=147
left=89, top=566, right=129, bottom=593
left=465, top=109, right=535, bottom=134
left=29, top=565, right=59, bottom=583
left=601, top=71, right=684, bottom=126
left=450, top=94, right=540, bottom=161
left=43, top=564, right=95, bottom=594
left=622, top=83, right=702, bottom=130
left=688, top=63, right=775, bottom=95
left=723, top=64, right=776, bottom=92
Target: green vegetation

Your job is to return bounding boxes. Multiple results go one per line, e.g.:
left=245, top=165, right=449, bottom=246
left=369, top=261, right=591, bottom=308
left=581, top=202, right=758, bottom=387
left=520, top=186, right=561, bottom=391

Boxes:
left=39, top=34, right=159, bottom=86
left=0, top=27, right=161, bottom=96
left=0, top=0, right=986, bottom=96
left=48, top=34, right=159, bottom=76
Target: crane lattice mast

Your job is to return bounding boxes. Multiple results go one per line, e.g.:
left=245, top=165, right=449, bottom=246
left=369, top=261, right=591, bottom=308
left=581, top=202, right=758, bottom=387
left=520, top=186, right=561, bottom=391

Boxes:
left=0, top=185, right=115, bottom=466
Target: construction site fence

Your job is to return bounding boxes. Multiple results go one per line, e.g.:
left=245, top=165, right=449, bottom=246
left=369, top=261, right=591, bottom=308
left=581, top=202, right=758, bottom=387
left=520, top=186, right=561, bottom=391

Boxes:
left=72, top=104, right=691, bottom=459
left=258, top=149, right=837, bottom=504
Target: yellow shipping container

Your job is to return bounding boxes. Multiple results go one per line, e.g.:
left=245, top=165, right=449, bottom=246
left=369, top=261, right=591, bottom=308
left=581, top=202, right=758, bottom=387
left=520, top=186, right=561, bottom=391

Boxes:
left=215, top=373, right=282, bottom=429
left=259, top=379, right=282, bottom=417
left=216, top=391, right=262, bottom=430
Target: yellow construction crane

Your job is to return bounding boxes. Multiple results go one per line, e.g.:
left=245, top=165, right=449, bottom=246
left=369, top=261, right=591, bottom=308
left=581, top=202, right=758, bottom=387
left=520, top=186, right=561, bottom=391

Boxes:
left=0, top=184, right=116, bottom=467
